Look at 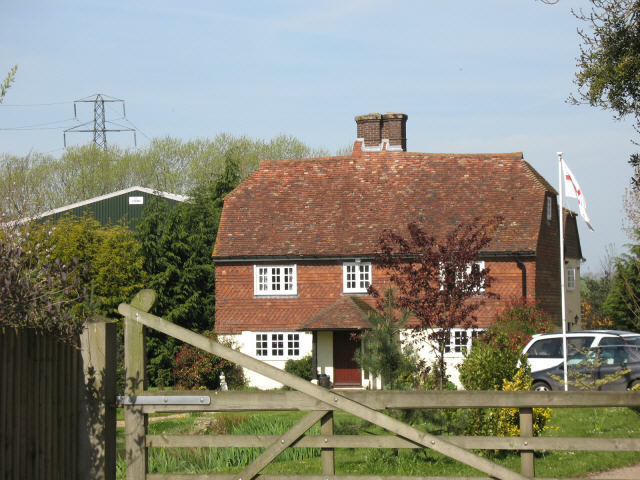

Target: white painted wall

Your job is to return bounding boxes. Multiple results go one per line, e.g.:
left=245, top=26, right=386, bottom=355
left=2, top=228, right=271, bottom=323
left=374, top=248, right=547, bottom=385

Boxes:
left=565, top=259, right=582, bottom=330
left=220, top=331, right=313, bottom=389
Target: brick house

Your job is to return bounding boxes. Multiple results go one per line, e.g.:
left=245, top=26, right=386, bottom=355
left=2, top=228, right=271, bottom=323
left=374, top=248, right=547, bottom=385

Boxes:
left=213, top=113, right=583, bottom=389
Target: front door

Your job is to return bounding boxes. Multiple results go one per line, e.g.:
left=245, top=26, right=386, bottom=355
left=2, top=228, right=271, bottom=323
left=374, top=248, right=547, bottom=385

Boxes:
left=333, top=331, right=361, bottom=387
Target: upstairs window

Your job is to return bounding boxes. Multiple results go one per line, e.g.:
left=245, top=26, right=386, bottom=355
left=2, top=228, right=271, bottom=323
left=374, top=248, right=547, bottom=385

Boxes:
left=254, top=265, right=297, bottom=296
left=440, top=261, right=486, bottom=293
left=343, top=261, right=371, bottom=293
left=546, top=196, right=553, bottom=222
left=567, top=267, right=576, bottom=291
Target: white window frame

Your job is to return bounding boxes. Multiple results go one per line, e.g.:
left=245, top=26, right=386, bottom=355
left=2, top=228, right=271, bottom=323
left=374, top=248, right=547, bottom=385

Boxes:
left=254, top=265, right=297, bottom=296
left=567, top=267, right=576, bottom=291
left=254, top=332, right=301, bottom=359
left=343, top=261, right=372, bottom=293
left=444, top=328, right=483, bottom=355
left=439, top=261, right=486, bottom=293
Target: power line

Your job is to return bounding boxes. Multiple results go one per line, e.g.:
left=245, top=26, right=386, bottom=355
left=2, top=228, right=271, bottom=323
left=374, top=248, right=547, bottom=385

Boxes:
left=0, top=100, right=76, bottom=107
left=0, top=117, right=79, bottom=131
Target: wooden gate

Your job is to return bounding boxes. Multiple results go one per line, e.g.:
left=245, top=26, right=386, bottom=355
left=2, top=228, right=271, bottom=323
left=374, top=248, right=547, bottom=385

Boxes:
left=118, top=290, right=640, bottom=480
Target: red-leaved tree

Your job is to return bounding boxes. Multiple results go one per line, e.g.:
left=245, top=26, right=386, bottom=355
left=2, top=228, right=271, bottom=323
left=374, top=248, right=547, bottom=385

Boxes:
left=370, top=216, right=502, bottom=388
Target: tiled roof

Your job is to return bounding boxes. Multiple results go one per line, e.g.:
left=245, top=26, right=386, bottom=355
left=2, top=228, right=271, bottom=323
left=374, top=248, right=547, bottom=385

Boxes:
left=300, top=296, right=374, bottom=331
left=214, top=143, right=553, bottom=258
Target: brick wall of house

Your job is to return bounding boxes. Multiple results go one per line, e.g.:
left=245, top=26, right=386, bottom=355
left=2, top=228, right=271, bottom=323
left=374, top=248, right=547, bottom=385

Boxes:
left=215, top=257, right=540, bottom=334
left=534, top=193, right=562, bottom=326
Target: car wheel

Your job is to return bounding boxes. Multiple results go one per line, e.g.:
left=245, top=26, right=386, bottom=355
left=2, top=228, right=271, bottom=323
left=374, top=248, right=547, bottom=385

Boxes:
left=532, top=381, right=551, bottom=392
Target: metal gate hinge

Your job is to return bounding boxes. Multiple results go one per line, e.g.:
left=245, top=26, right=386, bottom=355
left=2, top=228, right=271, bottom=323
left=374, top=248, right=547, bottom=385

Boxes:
left=117, top=395, right=211, bottom=406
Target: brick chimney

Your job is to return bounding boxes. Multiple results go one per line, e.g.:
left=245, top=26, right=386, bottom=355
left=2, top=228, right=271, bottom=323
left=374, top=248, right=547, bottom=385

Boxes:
left=354, top=112, right=407, bottom=151
left=381, top=112, right=407, bottom=151
left=354, top=113, right=382, bottom=148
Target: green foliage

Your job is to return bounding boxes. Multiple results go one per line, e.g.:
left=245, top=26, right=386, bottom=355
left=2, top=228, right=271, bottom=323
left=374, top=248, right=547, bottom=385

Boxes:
left=24, top=216, right=146, bottom=317
left=571, top=1, right=640, bottom=183
left=0, top=65, right=17, bottom=103
left=355, top=288, right=412, bottom=389
left=458, top=303, right=552, bottom=438
left=284, top=355, right=313, bottom=381
left=137, top=153, right=240, bottom=386
left=0, top=133, right=330, bottom=220
left=604, top=235, right=640, bottom=331
left=173, top=333, right=246, bottom=390
left=582, top=273, right=615, bottom=328
left=458, top=332, right=524, bottom=391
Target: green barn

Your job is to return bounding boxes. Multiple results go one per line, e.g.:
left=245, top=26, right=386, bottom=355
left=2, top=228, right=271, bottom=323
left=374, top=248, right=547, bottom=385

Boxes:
left=29, top=186, right=188, bottom=229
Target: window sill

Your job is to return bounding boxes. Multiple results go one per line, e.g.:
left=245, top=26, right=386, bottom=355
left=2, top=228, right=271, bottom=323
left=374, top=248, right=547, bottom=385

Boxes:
left=253, top=294, right=299, bottom=299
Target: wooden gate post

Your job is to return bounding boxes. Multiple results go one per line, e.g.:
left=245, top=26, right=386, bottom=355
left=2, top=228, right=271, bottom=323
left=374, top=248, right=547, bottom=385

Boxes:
left=321, top=411, right=335, bottom=475
left=78, top=317, right=117, bottom=480
left=124, top=291, right=155, bottom=480
left=519, top=407, right=534, bottom=478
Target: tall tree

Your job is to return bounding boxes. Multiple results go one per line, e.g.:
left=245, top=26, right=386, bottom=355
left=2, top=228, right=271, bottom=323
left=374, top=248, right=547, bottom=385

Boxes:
left=570, top=1, right=640, bottom=185
left=136, top=151, right=241, bottom=386
left=371, top=217, right=502, bottom=388
left=604, top=231, right=640, bottom=330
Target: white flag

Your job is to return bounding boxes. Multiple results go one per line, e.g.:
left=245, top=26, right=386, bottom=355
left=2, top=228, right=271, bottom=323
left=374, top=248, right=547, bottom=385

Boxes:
left=561, top=159, right=594, bottom=231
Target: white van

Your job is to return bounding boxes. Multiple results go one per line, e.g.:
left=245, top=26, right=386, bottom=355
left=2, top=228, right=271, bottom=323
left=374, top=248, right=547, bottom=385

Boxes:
left=522, top=330, right=640, bottom=373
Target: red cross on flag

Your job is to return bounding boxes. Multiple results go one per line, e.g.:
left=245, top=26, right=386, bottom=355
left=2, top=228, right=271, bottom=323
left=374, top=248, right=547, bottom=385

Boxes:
left=561, top=158, right=594, bottom=231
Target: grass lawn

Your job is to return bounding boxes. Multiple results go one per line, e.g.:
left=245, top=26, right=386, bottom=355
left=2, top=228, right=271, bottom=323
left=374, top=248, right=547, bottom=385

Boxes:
left=116, top=406, right=640, bottom=478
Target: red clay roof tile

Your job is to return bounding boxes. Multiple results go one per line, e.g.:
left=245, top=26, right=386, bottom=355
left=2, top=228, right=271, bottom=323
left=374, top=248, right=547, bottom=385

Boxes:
left=214, top=144, right=552, bottom=258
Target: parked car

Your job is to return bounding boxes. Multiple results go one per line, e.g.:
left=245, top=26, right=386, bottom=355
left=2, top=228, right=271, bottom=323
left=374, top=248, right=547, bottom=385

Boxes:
left=521, top=330, right=640, bottom=373
left=531, top=345, right=640, bottom=391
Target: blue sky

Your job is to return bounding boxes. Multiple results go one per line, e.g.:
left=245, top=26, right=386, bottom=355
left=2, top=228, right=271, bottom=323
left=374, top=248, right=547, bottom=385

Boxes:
left=0, top=0, right=633, bottom=273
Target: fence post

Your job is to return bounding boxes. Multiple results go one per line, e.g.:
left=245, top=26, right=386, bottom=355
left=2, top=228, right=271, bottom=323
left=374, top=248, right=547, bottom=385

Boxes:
left=321, top=411, right=335, bottom=475
left=519, top=407, right=534, bottom=478
left=124, top=290, right=156, bottom=480
left=78, top=317, right=117, bottom=480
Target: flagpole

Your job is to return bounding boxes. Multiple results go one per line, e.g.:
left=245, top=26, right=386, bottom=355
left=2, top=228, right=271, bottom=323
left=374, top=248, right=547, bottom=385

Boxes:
left=557, top=152, right=569, bottom=391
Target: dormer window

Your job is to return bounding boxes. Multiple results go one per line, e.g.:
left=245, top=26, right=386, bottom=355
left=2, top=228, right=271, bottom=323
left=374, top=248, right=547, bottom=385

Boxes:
left=254, top=265, right=297, bottom=296
left=343, top=261, right=371, bottom=293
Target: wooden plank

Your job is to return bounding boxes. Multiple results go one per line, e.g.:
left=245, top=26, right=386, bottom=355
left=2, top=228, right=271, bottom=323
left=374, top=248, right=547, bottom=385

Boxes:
left=124, top=292, right=155, bottom=480
left=146, top=475, right=570, bottom=480
left=118, top=302, right=530, bottom=480
left=519, top=408, right=534, bottom=478
left=235, top=410, right=326, bottom=480
left=138, top=389, right=640, bottom=413
left=146, top=474, right=631, bottom=480
left=146, top=434, right=640, bottom=452
left=321, top=411, right=334, bottom=475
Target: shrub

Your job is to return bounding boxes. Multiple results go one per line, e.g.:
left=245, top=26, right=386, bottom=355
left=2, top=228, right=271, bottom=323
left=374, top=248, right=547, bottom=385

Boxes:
left=495, top=368, right=551, bottom=437
left=483, top=298, right=554, bottom=351
left=173, top=333, right=246, bottom=390
left=458, top=331, right=523, bottom=391
left=284, top=355, right=313, bottom=381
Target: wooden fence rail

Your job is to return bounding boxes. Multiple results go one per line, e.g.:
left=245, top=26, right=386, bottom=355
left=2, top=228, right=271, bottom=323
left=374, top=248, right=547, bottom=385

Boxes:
left=119, top=291, right=640, bottom=480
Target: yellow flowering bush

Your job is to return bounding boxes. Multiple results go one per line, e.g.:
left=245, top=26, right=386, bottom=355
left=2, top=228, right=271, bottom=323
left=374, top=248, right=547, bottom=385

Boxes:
left=495, top=368, right=552, bottom=437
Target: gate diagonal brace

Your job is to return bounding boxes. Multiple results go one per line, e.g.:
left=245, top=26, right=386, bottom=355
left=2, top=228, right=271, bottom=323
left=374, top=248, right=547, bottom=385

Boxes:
left=119, top=292, right=530, bottom=480
left=235, top=410, right=327, bottom=480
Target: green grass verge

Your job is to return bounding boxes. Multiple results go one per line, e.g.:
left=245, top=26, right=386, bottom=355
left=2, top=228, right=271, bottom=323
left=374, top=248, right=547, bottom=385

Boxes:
left=116, top=407, right=640, bottom=478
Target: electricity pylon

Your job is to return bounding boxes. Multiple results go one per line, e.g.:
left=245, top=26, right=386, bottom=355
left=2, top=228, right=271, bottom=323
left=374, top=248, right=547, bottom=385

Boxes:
left=64, top=93, right=136, bottom=150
